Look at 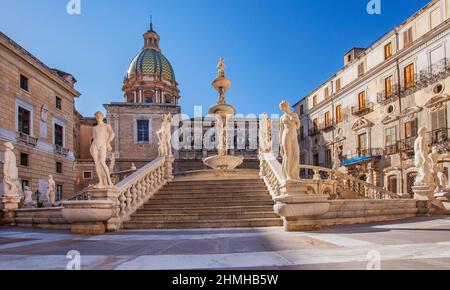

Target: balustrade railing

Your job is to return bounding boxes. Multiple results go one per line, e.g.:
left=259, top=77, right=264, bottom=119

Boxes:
left=259, top=152, right=399, bottom=200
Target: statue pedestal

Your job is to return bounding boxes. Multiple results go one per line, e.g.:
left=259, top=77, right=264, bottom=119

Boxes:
left=1, top=195, right=21, bottom=226
left=85, top=187, right=121, bottom=232
left=274, top=180, right=330, bottom=231
left=62, top=200, right=115, bottom=235
left=434, top=191, right=450, bottom=214
left=412, top=184, right=436, bottom=201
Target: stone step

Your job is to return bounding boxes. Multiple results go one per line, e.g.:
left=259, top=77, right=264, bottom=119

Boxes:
left=150, top=195, right=272, bottom=202
left=154, top=190, right=270, bottom=199
left=142, top=199, right=275, bottom=208
left=123, top=218, right=283, bottom=230
left=169, top=179, right=262, bottom=184
left=130, top=212, right=279, bottom=222
left=136, top=206, right=276, bottom=215
left=163, top=185, right=268, bottom=191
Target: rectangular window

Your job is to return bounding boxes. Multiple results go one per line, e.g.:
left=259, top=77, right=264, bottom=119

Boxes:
left=20, top=153, right=29, bottom=166
left=300, top=105, right=304, bottom=115
left=324, top=111, right=331, bottom=127
left=312, top=95, right=318, bottom=107
left=358, top=91, right=366, bottom=109
left=385, top=127, right=397, bottom=146
left=403, top=28, right=413, bottom=47
left=388, top=176, right=398, bottom=194
left=54, top=124, right=64, bottom=146
left=20, top=74, right=29, bottom=91
left=313, top=154, right=319, bottom=166
left=431, top=109, right=447, bottom=130
left=358, top=133, right=367, bottom=156
left=137, top=120, right=149, bottom=142
left=55, top=97, right=62, bottom=110
left=405, top=120, right=418, bottom=139
left=18, top=107, right=31, bottom=135
left=404, top=63, right=415, bottom=89
left=324, top=87, right=330, bottom=98
left=385, top=76, right=393, bottom=97
left=299, top=126, right=304, bottom=140
left=358, top=62, right=365, bottom=77
left=56, top=162, right=62, bottom=174
left=56, top=185, right=63, bottom=201
left=336, top=105, right=342, bottom=124
left=384, top=42, right=392, bottom=59
left=83, top=171, right=93, bottom=180
left=335, top=79, right=341, bottom=92
left=313, top=118, right=319, bottom=131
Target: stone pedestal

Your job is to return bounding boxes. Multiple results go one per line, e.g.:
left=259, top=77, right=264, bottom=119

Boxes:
left=85, top=187, right=121, bottom=232
left=164, top=156, right=175, bottom=181
left=274, top=180, right=330, bottom=231
left=1, top=195, right=21, bottom=226
left=62, top=200, right=115, bottom=235
left=434, top=191, right=450, bottom=214
left=412, top=185, right=436, bottom=201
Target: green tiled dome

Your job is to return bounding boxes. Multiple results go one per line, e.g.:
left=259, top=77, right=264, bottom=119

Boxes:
left=126, top=48, right=176, bottom=81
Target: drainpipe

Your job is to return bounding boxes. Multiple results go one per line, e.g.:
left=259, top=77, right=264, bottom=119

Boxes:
left=395, top=28, right=405, bottom=194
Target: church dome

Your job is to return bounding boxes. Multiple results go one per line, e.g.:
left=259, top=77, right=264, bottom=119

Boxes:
left=125, top=23, right=176, bottom=82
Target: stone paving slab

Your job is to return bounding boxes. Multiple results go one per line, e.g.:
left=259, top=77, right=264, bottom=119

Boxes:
left=0, top=216, right=449, bottom=270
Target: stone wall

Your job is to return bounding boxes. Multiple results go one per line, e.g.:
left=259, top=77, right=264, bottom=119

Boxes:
left=15, top=208, right=69, bottom=230
left=284, top=199, right=419, bottom=231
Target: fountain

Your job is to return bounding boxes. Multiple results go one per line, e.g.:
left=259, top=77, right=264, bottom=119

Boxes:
left=203, top=58, right=244, bottom=170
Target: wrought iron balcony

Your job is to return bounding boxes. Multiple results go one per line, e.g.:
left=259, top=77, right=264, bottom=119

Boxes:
left=54, top=144, right=70, bottom=157
left=351, top=102, right=374, bottom=117
left=309, top=127, right=320, bottom=136
left=320, top=121, right=335, bottom=132
left=16, top=131, right=38, bottom=147
left=342, top=148, right=383, bottom=166
left=398, top=137, right=416, bottom=154
left=384, top=143, right=399, bottom=156
left=377, top=85, right=399, bottom=105
left=428, top=128, right=450, bottom=146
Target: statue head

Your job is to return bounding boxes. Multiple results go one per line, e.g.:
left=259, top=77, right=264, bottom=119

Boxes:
left=432, top=146, right=439, bottom=154
left=279, top=100, right=291, bottom=113
left=48, top=175, right=53, bottom=180
left=95, top=111, right=104, bottom=123
left=418, top=127, right=427, bottom=137
left=4, top=142, right=14, bottom=151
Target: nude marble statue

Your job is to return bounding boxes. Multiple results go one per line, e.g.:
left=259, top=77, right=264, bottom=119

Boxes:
left=47, top=175, right=56, bottom=205
left=279, top=100, right=300, bottom=181
left=2, top=142, right=21, bottom=197
left=414, top=127, right=434, bottom=186
left=259, top=113, right=272, bottom=153
left=430, top=146, right=448, bottom=190
left=90, top=111, right=116, bottom=188
left=157, top=114, right=173, bottom=157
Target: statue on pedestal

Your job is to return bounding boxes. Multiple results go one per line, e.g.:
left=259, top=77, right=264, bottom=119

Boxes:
left=47, top=175, right=56, bottom=205
left=414, top=127, right=434, bottom=186
left=430, top=146, right=448, bottom=191
left=90, top=111, right=116, bottom=189
left=332, top=146, right=342, bottom=171
left=2, top=142, right=21, bottom=197
left=23, top=186, right=34, bottom=206
left=157, top=114, right=173, bottom=157
left=279, top=100, right=300, bottom=181
left=259, top=113, right=272, bottom=153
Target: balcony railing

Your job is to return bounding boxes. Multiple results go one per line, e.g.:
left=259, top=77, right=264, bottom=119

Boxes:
left=377, top=85, right=399, bottom=105
left=16, top=132, right=38, bottom=147
left=351, top=102, right=374, bottom=116
left=398, top=137, right=416, bottom=153
left=342, top=148, right=383, bottom=166
left=309, top=127, right=320, bottom=136
left=54, top=144, right=70, bottom=157
left=320, top=121, right=335, bottom=132
left=428, top=128, right=450, bottom=146
left=384, top=143, right=399, bottom=156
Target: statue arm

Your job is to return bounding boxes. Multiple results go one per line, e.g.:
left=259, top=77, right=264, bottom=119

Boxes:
left=106, top=125, right=116, bottom=150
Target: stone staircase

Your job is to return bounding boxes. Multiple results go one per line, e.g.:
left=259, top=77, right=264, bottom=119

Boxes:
left=123, top=175, right=282, bottom=229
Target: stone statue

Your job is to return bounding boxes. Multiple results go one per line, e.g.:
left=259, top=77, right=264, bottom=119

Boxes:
left=40, top=105, right=49, bottom=123
left=2, top=142, right=21, bottom=197
left=430, top=146, right=448, bottom=190
left=90, top=111, right=116, bottom=189
left=216, top=116, right=228, bottom=156
left=23, top=186, right=34, bottom=206
left=414, top=127, right=434, bottom=186
left=279, top=100, right=301, bottom=181
left=47, top=175, right=56, bottom=205
left=259, top=113, right=272, bottom=153
left=332, top=146, right=342, bottom=171
left=217, top=57, right=226, bottom=77
left=157, top=114, right=173, bottom=157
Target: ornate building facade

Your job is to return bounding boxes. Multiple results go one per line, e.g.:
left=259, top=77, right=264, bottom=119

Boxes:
left=294, top=0, right=450, bottom=196
left=0, top=31, right=80, bottom=199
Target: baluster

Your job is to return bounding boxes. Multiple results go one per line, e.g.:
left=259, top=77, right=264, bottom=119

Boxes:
left=126, top=187, right=132, bottom=212
left=313, top=169, right=321, bottom=180
left=134, top=182, right=141, bottom=205
left=119, top=192, right=126, bottom=217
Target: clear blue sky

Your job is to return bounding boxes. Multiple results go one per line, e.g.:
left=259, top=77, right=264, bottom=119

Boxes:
left=0, top=0, right=430, bottom=117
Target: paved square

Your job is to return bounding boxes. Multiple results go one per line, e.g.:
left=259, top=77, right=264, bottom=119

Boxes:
left=0, top=216, right=450, bottom=270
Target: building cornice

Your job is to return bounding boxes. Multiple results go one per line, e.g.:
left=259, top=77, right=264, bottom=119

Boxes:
left=305, top=19, right=450, bottom=115
left=0, top=31, right=81, bottom=98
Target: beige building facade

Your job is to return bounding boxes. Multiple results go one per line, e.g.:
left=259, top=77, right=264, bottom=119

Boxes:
left=294, top=0, right=450, bottom=196
left=0, top=32, right=80, bottom=200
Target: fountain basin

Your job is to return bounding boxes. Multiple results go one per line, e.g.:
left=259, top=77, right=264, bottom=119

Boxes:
left=203, top=155, right=243, bottom=170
